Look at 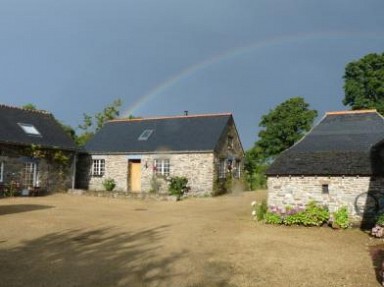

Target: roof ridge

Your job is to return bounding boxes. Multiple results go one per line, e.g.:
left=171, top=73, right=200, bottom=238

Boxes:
left=108, top=112, right=232, bottom=123
left=326, top=109, right=378, bottom=115
left=0, top=103, right=52, bottom=116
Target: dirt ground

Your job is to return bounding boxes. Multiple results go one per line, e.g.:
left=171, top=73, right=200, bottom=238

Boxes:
left=0, top=191, right=382, bottom=287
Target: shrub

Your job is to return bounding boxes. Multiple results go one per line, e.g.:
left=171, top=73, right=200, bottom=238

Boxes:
left=213, top=175, right=232, bottom=196
left=371, top=213, right=384, bottom=238
left=258, top=201, right=329, bottom=227
left=102, top=178, right=116, bottom=191
left=283, top=212, right=305, bottom=226
left=264, top=212, right=283, bottom=225
left=299, top=201, right=329, bottom=226
left=376, top=213, right=384, bottom=226
left=256, top=200, right=268, bottom=221
left=251, top=200, right=268, bottom=221
left=168, top=176, right=189, bottom=199
left=332, top=206, right=350, bottom=229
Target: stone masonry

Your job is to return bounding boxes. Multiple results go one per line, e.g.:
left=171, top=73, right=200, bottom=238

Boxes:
left=87, top=152, right=215, bottom=196
left=268, top=176, right=384, bottom=223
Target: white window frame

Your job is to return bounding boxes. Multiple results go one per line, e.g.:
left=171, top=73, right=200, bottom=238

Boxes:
left=218, top=159, right=227, bottom=179
left=18, top=123, right=42, bottom=136
left=154, top=159, right=170, bottom=177
left=92, top=159, right=105, bottom=177
left=234, top=160, right=241, bottom=179
left=138, top=129, right=154, bottom=141
left=22, top=162, right=37, bottom=188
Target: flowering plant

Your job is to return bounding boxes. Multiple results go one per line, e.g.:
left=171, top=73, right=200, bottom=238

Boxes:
left=251, top=200, right=268, bottom=221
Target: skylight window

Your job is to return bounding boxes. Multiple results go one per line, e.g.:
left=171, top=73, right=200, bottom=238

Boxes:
left=18, top=123, right=41, bottom=136
left=138, top=129, right=153, bottom=141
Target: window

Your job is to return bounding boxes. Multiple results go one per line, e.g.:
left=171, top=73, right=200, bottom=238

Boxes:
left=233, top=160, right=241, bottom=179
left=138, top=129, right=153, bottom=141
left=218, top=159, right=226, bottom=178
left=322, top=184, right=329, bottom=194
left=22, top=162, right=37, bottom=187
left=218, top=159, right=241, bottom=179
left=18, top=123, right=41, bottom=136
left=0, top=161, right=3, bottom=182
left=92, top=159, right=105, bottom=176
left=154, top=159, right=170, bottom=177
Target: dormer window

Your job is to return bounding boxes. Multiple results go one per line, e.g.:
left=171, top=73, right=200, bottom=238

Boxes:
left=138, top=129, right=153, bottom=141
left=18, top=123, right=41, bottom=137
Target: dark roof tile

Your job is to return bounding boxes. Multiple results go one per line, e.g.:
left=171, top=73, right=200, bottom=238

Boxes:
left=85, top=113, right=233, bottom=153
left=0, top=105, right=76, bottom=150
left=266, top=110, right=384, bottom=176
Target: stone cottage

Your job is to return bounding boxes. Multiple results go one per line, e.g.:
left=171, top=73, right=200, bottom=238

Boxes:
left=76, top=113, right=244, bottom=196
left=0, top=104, right=77, bottom=195
left=266, top=110, right=384, bottom=225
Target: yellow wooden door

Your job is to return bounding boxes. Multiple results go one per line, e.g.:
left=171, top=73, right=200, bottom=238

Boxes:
left=129, top=162, right=141, bottom=192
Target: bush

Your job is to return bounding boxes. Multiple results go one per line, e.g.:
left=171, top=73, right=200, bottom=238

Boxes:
left=283, top=212, right=305, bottom=226
left=299, top=201, right=329, bottom=226
left=332, top=206, right=350, bottom=229
left=251, top=200, right=268, bottom=221
left=213, top=175, right=232, bottom=196
left=371, top=213, right=384, bottom=238
left=256, top=200, right=268, bottom=221
left=168, top=176, right=189, bottom=199
left=376, top=213, right=384, bottom=226
left=264, top=212, right=283, bottom=224
left=102, top=178, right=116, bottom=191
left=256, top=201, right=329, bottom=227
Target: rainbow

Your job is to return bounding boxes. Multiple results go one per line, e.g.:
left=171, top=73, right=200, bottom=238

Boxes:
left=121, top=31, right=384, bottom=117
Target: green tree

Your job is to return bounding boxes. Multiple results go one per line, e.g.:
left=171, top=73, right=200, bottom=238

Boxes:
left=76, top=99, right=122, bottom=146
left=244, top=97, right=317, bottom=189
left=343, top=52, right=384, bottom=114
left=244, top=146, right=268, bottom=190
left=257, top=97, right=317, bottom=160
left=60, top=123, right=77, bottom=141
left=22, top=103, right=37, bottom=110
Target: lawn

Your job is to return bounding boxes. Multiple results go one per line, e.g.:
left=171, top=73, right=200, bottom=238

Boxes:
left=0, top=191, right=381, bottom=286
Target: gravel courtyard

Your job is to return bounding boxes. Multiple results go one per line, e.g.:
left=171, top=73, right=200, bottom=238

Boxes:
left=0, top=191, right=381, bottom=287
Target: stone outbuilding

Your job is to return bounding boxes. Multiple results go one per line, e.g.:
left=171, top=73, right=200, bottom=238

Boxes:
left=266, top=110, right=384, bottom=225
left=0, top=104, right=77, bottom=195
left=76, top=113, right=244, bottom=196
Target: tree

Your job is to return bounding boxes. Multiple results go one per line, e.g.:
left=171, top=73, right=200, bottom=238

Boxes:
left=343, top=52, right=384, bottom=114
left=244, top=97, right=317, bottom=189
left=244, top=146, right=268, bottom=190
left=22, top=103, right=37, bottom=110
left=76, top=99, right=122, bottom=146
left=257, top=97, right=318, bottom=160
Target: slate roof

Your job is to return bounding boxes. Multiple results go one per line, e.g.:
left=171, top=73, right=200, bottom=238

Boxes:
left=0, top=105, right=76, bottom=151
left=266, top=110, right=384, bottom=176
left=85, top=113, right=235, bottom=154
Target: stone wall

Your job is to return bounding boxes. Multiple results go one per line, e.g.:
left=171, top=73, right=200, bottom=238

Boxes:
left=0, top=144, right=75, bottom=193
left=88, top=155, right=128, bottom=191
left=267, top=176, right=384, bottom=223
left=141, top=153, right=215, bottom=196
left=84, top=152, right=215, bottom=196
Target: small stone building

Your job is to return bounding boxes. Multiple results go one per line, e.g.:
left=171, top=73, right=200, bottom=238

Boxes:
left=76, top=113, right=244, bottom=196
left=0, top=105, right=77, bottom=195
left=266, top=110, right=384, bottom=225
